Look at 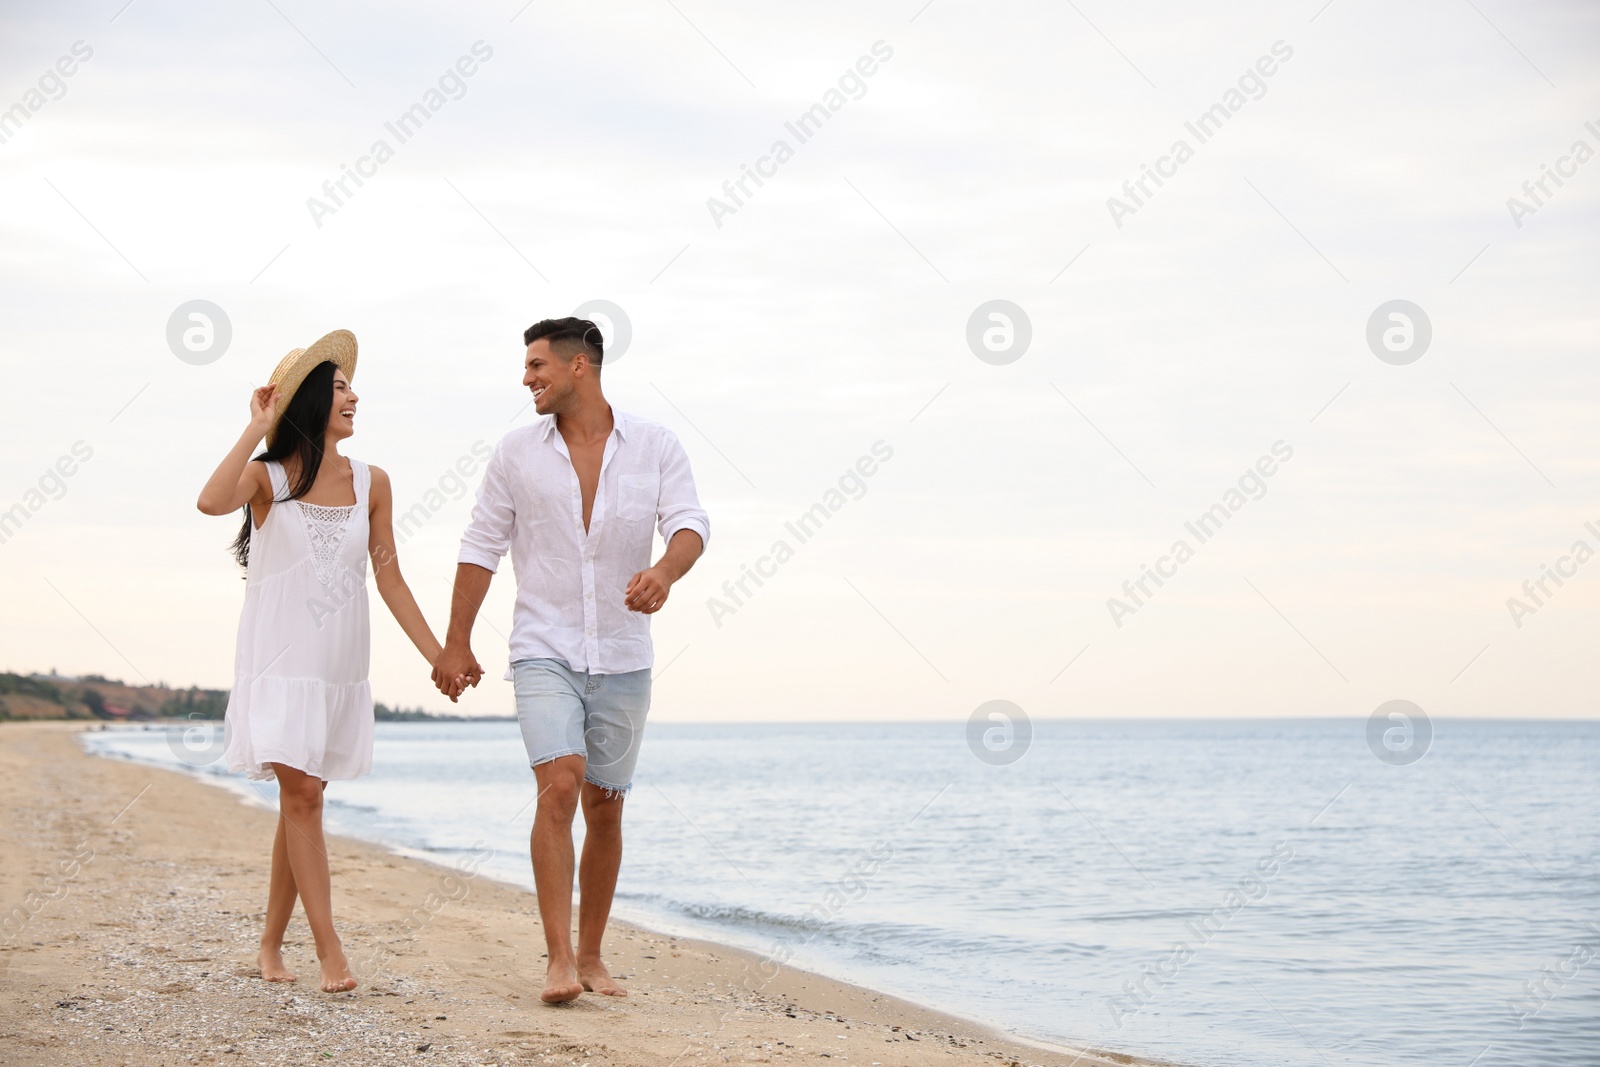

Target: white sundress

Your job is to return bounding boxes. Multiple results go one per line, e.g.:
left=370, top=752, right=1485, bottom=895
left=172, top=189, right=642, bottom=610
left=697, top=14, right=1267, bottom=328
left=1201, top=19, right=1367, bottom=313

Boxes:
left=223, top=458, right=374, bottom=782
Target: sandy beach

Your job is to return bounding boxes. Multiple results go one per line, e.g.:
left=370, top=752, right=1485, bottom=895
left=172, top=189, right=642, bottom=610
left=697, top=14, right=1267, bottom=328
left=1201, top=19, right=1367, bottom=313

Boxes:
left=0, top=723, right=1173, bottom=1067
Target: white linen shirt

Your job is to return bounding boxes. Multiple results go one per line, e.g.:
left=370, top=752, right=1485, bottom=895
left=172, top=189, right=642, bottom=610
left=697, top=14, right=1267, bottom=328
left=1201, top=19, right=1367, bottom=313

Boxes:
left=457, top=408, right=710, bottom=676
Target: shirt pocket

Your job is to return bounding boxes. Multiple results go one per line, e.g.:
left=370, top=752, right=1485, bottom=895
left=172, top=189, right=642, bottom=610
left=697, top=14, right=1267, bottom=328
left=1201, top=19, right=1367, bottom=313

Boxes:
left=616, top=472, right=659, bottom=523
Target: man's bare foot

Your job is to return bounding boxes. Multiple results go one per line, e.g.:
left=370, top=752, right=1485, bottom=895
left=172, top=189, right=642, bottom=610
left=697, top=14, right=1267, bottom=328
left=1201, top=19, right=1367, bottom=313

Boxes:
left=257, top=945, right=296, bottom=983
left=542, top=957, right=584, bottom=1004
left=317, top=946, right=358, bottom=993
left=577, top=956, right=628, bottom=997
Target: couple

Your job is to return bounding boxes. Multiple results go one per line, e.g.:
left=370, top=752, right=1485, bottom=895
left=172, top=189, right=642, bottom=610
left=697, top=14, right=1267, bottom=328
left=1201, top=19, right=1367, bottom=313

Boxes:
left=197, top=318, right=708, bottom=1000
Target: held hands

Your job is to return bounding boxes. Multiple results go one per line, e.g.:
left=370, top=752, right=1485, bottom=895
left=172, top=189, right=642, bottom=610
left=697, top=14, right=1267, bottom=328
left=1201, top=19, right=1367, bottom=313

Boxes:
left=431, top=644, right=485, bottom=703
left=624, top=566, right=673, bottom=614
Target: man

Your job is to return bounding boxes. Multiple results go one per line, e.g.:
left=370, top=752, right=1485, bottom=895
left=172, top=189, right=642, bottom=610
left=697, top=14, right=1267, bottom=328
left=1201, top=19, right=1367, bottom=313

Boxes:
left=432, top=317, right=708, bottom=1003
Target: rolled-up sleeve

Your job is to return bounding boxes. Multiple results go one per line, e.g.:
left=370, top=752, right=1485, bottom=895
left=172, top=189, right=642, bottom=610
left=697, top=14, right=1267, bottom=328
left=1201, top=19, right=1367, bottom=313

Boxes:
left=656, top=430, right=709, bottom=550
left=457, top=440, right=516, bottom=573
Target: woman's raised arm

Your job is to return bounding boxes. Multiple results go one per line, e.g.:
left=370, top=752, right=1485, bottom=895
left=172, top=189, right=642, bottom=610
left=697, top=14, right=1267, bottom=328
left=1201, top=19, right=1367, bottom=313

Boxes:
left=197, top=384, right=278, bottom=515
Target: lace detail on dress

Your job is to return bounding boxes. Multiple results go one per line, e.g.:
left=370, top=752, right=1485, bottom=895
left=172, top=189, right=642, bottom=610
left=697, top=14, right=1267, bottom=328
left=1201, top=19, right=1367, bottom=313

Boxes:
left=294, top=501, right=358, bottom=587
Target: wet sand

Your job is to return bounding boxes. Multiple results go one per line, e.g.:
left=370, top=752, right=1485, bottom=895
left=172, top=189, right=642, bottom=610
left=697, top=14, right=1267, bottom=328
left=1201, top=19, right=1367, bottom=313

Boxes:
left=0, top=722, right=1176, bottom=1067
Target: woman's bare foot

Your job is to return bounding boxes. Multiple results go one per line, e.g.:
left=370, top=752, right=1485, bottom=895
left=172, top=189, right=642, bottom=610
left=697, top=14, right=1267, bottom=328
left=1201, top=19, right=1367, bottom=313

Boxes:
left=577, top=956, right=628, bottom=997
left=317, top=946, right=358, bottom=993
left=257, top=945, right=296, bottom=983
left=541, top=957, right=584, bottom=1003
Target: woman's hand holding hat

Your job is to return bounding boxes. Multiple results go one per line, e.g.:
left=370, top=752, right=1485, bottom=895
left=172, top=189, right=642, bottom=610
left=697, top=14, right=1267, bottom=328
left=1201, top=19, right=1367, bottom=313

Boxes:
left=248, top=384, right=279, bottom=437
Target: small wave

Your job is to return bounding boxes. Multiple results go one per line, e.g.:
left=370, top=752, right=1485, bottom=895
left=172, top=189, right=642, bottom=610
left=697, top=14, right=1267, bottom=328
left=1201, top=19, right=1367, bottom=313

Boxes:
left=616, top=894, right=1104, bottom=960
left=662, top=899, right=837, bottom=933
left=325, top=799, right=381, bottom=814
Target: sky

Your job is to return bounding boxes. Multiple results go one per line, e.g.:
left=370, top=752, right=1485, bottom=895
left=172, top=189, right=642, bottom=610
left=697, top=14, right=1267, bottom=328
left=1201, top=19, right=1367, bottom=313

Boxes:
left=1, top=0, right=1596, bottom=723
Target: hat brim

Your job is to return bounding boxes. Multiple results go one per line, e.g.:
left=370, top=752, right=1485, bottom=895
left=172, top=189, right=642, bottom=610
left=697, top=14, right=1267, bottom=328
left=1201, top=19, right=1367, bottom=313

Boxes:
left=266, top=330, right=358, bottom=434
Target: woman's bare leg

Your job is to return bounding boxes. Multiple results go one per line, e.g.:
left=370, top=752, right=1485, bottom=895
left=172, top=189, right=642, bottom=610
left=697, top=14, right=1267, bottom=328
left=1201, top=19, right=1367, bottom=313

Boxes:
left=272, top=763, right=356, bottom=992
left=258, top=812, right=299, bottom=981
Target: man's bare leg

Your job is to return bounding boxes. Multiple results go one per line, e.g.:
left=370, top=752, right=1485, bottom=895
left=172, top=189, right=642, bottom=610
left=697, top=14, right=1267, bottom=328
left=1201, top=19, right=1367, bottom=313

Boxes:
left=273, top=765, right=357, bottom=993
left=532, top=755, right=585, bottom=1003
left=258, top=812, right=299, bottom=982
left=577, top=781, right=627, bottom=996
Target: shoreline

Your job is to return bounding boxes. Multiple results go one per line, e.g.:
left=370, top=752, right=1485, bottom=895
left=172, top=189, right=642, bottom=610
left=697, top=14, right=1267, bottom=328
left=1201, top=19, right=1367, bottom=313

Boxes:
left=84, top=736, right=1056, bottom=1055
left=1, top=722, right=1180, bottom=1067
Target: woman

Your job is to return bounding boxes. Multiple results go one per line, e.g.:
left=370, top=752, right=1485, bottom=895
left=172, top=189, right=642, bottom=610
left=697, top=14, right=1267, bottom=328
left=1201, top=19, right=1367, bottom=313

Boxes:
left=196, top=330, right=468, bottom=992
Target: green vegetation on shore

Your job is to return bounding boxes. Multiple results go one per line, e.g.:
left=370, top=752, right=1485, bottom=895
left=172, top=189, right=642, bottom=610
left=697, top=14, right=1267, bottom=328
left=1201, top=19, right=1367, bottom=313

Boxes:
left=0, top=672, right=496, bottom=722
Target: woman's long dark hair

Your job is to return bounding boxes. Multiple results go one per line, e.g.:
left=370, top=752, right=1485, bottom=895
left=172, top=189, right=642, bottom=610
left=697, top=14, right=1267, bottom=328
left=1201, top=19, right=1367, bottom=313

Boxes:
left=230, top=360, right=337, bottom=570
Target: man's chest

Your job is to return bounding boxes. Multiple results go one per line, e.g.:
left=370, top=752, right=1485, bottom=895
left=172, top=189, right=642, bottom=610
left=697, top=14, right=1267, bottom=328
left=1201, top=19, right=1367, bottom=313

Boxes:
left=567, top=444, right=604, bottom=531
left=510, top=445, right=659, bottom=536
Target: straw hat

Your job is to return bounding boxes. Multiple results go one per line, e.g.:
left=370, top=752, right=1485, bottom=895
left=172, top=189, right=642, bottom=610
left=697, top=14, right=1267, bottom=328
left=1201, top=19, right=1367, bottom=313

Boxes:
left=265, top=330, right=358, bottom=432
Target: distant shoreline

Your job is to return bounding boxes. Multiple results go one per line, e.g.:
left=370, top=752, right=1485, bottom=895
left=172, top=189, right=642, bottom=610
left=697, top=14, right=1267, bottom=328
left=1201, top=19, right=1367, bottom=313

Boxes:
left=92, top=715, right=518, bottom=727
left=0, top=670, right=488, bottom=723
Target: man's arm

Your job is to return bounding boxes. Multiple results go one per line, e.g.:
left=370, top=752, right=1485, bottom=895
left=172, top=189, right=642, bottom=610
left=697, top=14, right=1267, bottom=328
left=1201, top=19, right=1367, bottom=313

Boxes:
left=624, top=529, right=703, bottom=613
left=433, top=562, right=493, bottom=700
left=624, top=430, right=709, bottom=614
left=439, top=440, right=514, bottom=700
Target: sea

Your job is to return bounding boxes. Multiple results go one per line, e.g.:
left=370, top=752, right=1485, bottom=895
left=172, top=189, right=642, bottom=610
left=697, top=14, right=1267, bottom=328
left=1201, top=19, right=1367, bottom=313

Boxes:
left=81, top=718, right=1599, bottom=1067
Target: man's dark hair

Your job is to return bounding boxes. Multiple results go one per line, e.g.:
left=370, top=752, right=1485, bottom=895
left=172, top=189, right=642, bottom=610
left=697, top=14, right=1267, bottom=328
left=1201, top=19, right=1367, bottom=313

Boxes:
left=524, top=317, right=603, bottom=368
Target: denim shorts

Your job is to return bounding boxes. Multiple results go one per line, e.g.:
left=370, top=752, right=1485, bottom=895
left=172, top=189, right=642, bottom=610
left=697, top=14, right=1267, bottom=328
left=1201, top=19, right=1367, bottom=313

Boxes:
left=510, top=658, right=651, bottom=796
